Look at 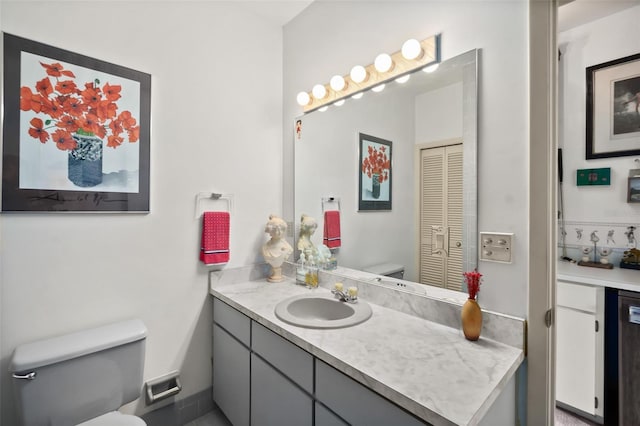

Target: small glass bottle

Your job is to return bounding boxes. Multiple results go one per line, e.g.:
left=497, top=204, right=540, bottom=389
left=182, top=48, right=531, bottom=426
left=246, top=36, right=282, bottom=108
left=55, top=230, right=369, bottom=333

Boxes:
left=305, top=261, right=319, bottom=289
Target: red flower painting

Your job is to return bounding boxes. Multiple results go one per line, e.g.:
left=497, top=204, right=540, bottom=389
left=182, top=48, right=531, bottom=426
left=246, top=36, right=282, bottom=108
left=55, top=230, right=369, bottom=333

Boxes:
left=21, top=61, right=140, bottom=151
left=361, top=144, right=390, bottom=182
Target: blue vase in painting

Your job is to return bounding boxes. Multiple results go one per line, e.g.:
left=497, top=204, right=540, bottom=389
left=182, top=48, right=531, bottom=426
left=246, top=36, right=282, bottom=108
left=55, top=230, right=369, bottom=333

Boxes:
left=68, top=133, right=103, bottom=187
left=372, top=173, right=381, bottom=199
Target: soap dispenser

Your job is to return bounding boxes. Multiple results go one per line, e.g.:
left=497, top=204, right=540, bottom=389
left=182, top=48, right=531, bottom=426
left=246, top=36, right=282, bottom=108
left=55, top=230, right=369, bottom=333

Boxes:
left=296, top=253, right=308, bottom=286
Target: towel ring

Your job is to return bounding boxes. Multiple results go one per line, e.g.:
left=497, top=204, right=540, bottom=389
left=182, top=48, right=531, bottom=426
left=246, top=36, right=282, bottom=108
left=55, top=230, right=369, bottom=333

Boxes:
left=321, top=197, right=341, bottom=213
left=195, top=192, right=233, bottom=219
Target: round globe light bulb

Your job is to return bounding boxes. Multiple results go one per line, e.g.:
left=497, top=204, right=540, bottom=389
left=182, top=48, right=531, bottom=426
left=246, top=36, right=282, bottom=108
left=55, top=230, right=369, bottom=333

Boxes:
left=372, top=84, right=386, bottom=93
left=374, top=53, right=393, bottom=73
left=395, top=75, right=411, bottom=84
left=312, top=84, right=327, bottom=99
left=330, top=75, right=346, bottom=91
left=296, top=91, right=310, bottom=106
left=318, top=106, right=329, bottom=112
left=351, top=92, right=364, bottom=100
left=350, top=65, right=368, bottom=84
left=334, top=99, right=345, bottom=107
left=401, top=39, right=423, bottom=60
left=423, top=63, right=439, bottom=73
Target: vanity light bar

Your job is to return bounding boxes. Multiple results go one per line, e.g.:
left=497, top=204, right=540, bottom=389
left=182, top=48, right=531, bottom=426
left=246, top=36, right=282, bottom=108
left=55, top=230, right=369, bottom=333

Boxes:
left=297, top=34, right=441, bottom=113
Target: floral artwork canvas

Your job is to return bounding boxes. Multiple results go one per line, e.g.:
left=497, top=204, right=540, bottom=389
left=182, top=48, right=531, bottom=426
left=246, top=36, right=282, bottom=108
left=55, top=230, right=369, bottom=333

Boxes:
left=2, top=33, right=151, bottom=212
left=358, top=133, right=392, bottom=211
left=20, top=52, right=141, bottom=192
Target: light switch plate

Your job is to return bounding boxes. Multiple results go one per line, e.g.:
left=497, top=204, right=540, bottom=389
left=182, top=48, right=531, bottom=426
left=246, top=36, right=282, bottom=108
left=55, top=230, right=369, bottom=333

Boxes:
left=480, top=232, right=513, bottom=263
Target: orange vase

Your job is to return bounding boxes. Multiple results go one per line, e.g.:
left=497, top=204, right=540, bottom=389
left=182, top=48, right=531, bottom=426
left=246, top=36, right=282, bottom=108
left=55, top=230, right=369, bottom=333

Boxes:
left=461, top=298, right=482, bottom=341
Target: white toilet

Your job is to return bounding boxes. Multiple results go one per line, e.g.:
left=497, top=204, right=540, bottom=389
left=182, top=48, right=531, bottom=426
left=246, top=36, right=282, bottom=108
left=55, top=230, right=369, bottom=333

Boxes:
left=363, top=262, right=405, bottom=279
left=9, top=319, right=148, bottom=426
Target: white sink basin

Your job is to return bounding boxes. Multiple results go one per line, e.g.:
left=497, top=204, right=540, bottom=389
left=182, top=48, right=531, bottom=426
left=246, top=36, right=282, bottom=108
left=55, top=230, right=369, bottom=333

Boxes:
left=274, top=293, right=372, bottom=329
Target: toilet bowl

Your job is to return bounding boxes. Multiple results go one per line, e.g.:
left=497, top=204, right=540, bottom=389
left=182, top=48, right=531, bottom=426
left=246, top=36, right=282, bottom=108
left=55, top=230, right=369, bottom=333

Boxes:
left=363, top=262, right=405, bottom=279
left=10, top=319, right=147, bottom=426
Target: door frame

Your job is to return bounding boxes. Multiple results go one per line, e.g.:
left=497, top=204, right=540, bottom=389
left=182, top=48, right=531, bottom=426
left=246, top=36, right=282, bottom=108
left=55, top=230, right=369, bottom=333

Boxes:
left=529, top=0, right=558, bottom=424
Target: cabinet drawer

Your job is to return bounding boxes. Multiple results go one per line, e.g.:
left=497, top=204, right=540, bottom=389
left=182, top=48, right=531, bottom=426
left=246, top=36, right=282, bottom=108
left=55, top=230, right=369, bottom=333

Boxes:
left=557, top=281, right=599, bottom=313
left=315, top=360, right=424, bottom=426
left=213, top=298, right=251, bottom=347
left=252, top=321, right=313, bottom=393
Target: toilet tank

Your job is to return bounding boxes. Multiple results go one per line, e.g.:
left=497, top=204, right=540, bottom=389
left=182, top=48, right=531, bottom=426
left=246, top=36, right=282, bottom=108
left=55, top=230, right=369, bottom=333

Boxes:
left=9, top=319, right=147, bottom=426
left=363, top=262, right=405, bottom=279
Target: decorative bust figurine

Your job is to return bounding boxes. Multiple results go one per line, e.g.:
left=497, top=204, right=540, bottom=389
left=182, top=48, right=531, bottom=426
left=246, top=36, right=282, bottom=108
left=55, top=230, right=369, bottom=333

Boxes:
left=297, top=214, right=318, bottom=263
left=262, top=215, right=293, bottom=282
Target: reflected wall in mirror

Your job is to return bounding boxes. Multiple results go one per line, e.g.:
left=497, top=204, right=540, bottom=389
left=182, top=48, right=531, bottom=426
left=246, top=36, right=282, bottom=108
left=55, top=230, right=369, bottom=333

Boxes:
left=294, top=49, right=478, bottom=293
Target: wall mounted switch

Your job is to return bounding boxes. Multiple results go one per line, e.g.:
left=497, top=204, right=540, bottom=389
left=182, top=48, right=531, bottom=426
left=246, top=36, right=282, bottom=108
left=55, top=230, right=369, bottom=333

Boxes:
left=480, top=232, right=513, bottom=263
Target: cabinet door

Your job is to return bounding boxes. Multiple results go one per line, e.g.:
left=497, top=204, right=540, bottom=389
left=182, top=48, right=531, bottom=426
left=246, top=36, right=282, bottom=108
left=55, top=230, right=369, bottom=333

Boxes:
left=251, top=354, right=312, bottom=426
left=213, top=324, right=250, bottom=426
left=315, top=402, right=348, bottom=426
left=556, top=306, right=599, bottom=415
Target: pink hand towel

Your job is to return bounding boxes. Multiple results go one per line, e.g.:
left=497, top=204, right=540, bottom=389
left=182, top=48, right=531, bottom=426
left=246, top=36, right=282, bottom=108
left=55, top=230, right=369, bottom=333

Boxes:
left=200, top=211, right=230, bottom=265
left=323, top=210, right=341, bottom=249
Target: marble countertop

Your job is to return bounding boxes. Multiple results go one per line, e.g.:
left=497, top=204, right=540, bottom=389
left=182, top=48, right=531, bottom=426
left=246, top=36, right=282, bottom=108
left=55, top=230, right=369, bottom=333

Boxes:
left=557, top=260, right=640, bottom=291
left=210, top=278, right=524, bottom=426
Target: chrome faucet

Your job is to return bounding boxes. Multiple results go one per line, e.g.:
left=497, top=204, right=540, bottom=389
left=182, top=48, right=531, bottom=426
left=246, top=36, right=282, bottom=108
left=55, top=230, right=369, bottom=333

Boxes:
left=331, top=288, right=358, bottom=304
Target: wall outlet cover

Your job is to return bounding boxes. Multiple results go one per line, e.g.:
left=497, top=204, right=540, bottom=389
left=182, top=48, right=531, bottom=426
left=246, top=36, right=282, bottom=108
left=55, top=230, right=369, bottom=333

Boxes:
left=576, top=168, right=610, bottom=186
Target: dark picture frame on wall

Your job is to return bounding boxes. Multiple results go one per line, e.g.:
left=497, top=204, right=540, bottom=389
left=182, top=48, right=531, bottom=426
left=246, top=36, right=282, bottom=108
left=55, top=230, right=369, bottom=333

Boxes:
left=586, top=52, right=640, bottom=159
left=629, top=176, right=640, bottom=203
left=358, top=133, right=392, bottom=211
left=2, top=33, right=151, bottom=212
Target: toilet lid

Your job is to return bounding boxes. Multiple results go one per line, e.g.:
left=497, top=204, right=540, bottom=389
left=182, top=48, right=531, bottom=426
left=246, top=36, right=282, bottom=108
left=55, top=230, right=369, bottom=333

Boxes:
left=77, top=411, right=146, bottom=426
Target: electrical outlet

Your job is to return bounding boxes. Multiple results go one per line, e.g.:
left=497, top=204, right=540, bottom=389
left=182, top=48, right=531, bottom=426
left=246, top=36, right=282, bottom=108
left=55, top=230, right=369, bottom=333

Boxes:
left=480, top=232, right=513, bottom=263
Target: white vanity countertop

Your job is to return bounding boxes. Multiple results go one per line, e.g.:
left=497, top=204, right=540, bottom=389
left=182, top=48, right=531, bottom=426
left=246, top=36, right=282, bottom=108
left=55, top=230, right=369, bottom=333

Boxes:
left=210, top=278, right=524, bottom=426
left=557, top=261, right=640, bottom=291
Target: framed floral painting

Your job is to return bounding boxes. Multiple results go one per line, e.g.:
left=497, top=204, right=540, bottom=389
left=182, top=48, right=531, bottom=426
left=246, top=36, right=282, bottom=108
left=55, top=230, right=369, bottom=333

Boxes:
left=358, top=133, right=392, bottom=211
left=2, top=33, right=151, bottom=212
left=586, top=53, right=640, bottom=159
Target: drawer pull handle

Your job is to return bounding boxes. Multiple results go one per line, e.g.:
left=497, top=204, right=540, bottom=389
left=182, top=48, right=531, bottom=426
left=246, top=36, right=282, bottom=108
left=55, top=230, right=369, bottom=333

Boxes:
left=629, top=306, right=640, bottom=325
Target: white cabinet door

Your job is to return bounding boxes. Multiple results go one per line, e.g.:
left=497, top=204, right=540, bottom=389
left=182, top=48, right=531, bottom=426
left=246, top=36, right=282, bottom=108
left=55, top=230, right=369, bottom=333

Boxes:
left=556, top=307, right=596, bottom=412
left=555, top=281, right=604, bottom=419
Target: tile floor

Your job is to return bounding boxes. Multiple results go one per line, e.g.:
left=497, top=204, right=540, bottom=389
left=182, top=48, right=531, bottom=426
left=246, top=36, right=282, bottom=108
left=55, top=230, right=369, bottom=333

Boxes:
left=184, top=409, right=231, bottom=426
left=187, top=405, right=597, bottom=426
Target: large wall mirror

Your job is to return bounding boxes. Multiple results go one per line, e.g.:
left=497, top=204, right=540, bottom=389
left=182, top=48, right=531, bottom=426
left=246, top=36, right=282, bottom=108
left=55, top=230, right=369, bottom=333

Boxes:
left=293, top=49, right=478, bottom=293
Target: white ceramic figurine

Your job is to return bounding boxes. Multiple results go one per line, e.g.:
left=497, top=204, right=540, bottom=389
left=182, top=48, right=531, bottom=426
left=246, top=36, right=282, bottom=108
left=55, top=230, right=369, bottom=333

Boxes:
left=262, top=215, right=293, bottom=282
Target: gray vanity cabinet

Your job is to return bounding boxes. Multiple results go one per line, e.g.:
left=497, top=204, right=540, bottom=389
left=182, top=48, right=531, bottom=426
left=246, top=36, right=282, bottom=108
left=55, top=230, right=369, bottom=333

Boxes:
left=213, top=299, right=251, bottom=426
left=213, top=297, right=427, bottom=426
left=316, top=360, right=425, bottom=426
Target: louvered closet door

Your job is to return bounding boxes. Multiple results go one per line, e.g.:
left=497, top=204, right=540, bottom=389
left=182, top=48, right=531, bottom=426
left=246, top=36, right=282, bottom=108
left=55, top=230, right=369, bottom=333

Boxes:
left=420, top=147, right=445, bottom=286
left=419, top=144, right=463, bottom=290
left=445, top=145, right=463, bottom=291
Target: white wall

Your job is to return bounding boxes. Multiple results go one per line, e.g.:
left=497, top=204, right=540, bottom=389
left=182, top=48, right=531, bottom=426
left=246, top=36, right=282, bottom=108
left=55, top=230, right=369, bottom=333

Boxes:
left=415, top=82, right=463, bottom=143
left=284, top=1, right=529, bottom=319
left=559, top=5, right=640, bottom=224
left=0, top=1, right=283, bottom=423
